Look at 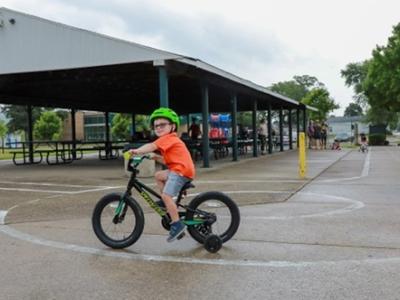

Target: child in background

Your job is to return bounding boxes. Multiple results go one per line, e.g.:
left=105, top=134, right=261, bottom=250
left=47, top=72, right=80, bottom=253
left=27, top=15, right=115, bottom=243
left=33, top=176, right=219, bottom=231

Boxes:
left=359, top=133, right=368, bottom=152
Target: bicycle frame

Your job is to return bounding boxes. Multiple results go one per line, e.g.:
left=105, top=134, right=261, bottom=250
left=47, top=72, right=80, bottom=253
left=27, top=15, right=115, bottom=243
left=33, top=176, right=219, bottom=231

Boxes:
left=118, top=156, right=207, bottom=226
left=126, top=175, right=167, bottom=217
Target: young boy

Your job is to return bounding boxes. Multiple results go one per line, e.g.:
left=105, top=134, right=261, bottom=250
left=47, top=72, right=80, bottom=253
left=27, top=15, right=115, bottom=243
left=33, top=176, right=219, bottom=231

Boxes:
left=129, top=107, right=195, bottom=242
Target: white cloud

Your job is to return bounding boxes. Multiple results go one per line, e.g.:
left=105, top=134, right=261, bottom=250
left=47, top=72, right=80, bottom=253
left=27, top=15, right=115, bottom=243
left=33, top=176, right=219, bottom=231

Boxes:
left=2, top=0, right=400, bottom=115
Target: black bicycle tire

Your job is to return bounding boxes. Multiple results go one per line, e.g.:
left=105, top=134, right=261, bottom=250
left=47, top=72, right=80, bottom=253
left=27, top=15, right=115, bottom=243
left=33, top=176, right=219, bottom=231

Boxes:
left=186, top=191, right=240, bottom=244
left=92, top=193, right=144, bottom=249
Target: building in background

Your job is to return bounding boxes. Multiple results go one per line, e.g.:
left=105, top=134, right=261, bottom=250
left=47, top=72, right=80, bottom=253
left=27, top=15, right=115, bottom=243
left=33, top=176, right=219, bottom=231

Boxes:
left=83, top=111, right=115, bottom=141
left=61, top=111, right=84, bottom=141
left=327, top=116, right=369, bottom=138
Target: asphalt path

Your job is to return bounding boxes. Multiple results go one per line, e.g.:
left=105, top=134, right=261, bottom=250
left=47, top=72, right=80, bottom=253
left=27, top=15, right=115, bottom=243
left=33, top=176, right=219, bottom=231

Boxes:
left=1, top=146, right=400, bottom=299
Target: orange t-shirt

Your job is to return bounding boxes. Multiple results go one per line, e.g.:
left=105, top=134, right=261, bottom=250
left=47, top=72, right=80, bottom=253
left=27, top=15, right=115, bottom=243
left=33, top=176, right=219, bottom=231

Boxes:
left=153, top=133, right=195, bottom=179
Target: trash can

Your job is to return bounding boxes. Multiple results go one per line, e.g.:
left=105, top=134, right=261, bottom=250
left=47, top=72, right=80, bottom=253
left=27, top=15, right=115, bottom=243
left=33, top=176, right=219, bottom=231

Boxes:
left=123, top=152, right=155, bottom=178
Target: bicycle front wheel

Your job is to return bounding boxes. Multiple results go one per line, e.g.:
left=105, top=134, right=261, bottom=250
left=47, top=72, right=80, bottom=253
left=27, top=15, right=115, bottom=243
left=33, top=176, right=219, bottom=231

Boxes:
left=92, top=193, right=144, bottom=249
left=186, top=191, right=240, bottom=244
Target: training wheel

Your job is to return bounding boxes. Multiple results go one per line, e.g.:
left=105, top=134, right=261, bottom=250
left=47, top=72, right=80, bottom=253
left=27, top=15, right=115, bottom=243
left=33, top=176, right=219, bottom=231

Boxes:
left=204, top=234, right=222, bottom=253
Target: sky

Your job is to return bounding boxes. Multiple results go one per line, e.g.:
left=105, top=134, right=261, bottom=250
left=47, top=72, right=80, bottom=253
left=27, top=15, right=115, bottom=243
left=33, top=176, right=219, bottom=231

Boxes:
left=2, top=0, right=400, bottom=116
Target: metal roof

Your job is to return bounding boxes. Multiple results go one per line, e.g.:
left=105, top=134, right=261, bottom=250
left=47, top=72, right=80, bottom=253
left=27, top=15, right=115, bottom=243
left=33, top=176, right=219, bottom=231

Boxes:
left=0, top=7, right=181, bottom=74
left=0, top=7, right=311, bottom=114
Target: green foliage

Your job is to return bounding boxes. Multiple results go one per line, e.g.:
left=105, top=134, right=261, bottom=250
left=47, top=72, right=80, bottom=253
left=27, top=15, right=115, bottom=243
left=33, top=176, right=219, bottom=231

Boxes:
left=301, top=88, right=339, bottom=121
left=111, top=113, right=131, bottom=140
left=33, top=111, right=62, bottom=140
left=0, top=120, right=7, bottom=139
left=1, top=105, right=43, bottom=133
left=237, top=112, right=253, bottom=127
left=293, top=75, right=324, bottom=89
left=344, top=103, right=363, bottom=117
left=269, top=80, right=308, bottom=101
left=135, top=115, right=150, bottom=131
left=368, top=133, right=386, bottom=145
left=269, top=75, right=324, bottom=102
left=0, top=120, right=7, bottom=152
left=341, top=60, right=370, bottom=107
left=365, top=106, right=399, bottom=128
left=364, top=23, right=400, bottom=112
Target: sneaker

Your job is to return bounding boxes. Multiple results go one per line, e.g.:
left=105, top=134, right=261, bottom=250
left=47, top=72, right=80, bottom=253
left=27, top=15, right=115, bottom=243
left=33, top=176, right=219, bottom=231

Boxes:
left=167, top=221, right=186, bottom=242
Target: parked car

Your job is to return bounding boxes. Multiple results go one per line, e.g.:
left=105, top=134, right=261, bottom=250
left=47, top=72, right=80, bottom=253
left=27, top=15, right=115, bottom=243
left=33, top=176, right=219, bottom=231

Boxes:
left=334, top=132, right=353, bottom=142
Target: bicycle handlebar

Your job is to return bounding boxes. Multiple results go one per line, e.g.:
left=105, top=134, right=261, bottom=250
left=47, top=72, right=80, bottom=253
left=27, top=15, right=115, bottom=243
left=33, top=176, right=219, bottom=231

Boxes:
left=129, top=154, right=151, bottom=169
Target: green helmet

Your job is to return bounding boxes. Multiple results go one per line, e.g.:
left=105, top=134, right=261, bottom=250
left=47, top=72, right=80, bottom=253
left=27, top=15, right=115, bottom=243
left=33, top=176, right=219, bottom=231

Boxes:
left=150, top=107, right=180, bottom=127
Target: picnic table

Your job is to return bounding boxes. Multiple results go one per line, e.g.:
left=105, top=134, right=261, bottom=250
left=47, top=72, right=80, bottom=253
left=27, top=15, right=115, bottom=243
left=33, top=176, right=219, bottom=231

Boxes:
left=8, top=140, right=137, bottom=166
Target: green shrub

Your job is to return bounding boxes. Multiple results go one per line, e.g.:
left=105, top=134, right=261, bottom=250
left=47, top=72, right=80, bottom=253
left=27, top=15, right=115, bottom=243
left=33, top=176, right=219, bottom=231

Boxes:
left=368, top=133, right=386, bottom=145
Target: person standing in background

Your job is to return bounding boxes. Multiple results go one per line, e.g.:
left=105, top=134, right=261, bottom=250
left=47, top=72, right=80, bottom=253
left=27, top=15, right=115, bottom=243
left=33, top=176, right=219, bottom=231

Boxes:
left=188, top=117, right=201, bottom=140
left=258, top=118, right=268, bottom=155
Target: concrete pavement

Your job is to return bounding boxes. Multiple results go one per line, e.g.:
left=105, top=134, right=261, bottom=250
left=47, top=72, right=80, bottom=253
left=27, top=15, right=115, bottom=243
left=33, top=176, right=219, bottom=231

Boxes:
left=1, top=146, right=400, bottom=299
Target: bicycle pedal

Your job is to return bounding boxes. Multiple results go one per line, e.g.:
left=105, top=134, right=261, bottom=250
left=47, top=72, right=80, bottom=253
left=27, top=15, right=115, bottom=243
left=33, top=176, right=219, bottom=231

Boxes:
left=177, top=232, right=185, bottom=240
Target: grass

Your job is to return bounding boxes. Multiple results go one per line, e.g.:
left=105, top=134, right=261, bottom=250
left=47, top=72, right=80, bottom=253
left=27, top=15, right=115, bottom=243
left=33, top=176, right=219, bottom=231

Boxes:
left=0, top=149, right=13, bottom=160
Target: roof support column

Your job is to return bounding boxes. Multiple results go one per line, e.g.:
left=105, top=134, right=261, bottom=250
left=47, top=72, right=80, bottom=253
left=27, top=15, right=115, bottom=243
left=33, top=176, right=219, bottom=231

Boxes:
left=71, top=109, right=77, bottom=160
left=131, top=114, right=136, bottom=140
left=158, top=65, right=169, bottom=107
left=104, top=112, right=111, bottom=158
left=296, top=108, right=300, bottom=148
left=279, top=107, right=284, bottom=152
left=231, top=94, right=238, bottom=161
left=27, top=105, right=34, bottom=164
left=288, top=109, right=293, bottom=150
left=303, top=107, right=307, bottom=134
left=267, top=103, right=273, bottom=154
left=252, top=99, right=258, bottom=157
left=201, top=82, right=210, bottom=168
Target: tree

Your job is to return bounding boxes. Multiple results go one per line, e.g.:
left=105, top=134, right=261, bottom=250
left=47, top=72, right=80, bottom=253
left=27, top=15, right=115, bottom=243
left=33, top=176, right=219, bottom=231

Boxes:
left=237, top=112, right=253, bottom=127
left=0, top=105, right=43, bottom=133
left=364, top=23, right=400, bottom=112
left=33, top=111, right=62, bottom=140
left=0, top=120, right=7, bottom=153
left=269, top=80, right=308, bottom=101
left=365, top=107, right=399, bottom=129
left=341, top=60, right=370, bottom=108
left=135, top=115, right=150, bottom=132
left=111, top=113, right=131, bottom=140
left=293, top=75, right=324, bottom=90
left=301, top=88, right=339, bottom=121
left=344, top=103, right=363, bottom=117
left=269, top=75, right=324, bottom=102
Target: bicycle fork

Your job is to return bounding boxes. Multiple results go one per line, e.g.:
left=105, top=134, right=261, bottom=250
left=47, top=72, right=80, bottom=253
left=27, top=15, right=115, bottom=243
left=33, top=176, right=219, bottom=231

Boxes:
left=113, top=194, right=129, bottom=224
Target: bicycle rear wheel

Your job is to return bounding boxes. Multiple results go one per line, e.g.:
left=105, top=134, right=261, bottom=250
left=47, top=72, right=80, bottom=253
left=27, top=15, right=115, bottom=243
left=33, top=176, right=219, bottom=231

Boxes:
left=185, top=191, right=240, bottom=244
left=92, top=193, right=144, bottom=249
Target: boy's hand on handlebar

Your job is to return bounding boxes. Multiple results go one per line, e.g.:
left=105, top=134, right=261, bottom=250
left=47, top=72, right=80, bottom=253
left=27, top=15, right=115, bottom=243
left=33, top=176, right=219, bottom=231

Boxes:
left=128, top=149, right=139, bottom=156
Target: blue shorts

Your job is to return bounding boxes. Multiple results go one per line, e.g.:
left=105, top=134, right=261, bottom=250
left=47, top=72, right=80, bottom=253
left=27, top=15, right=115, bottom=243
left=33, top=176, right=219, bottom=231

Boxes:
left=163, top=171, right=191, bottom=197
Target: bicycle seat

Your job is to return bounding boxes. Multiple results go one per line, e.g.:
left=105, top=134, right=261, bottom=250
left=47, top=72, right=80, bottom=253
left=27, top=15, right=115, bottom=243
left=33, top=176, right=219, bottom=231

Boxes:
left=181, top=181, right=195, bottom=191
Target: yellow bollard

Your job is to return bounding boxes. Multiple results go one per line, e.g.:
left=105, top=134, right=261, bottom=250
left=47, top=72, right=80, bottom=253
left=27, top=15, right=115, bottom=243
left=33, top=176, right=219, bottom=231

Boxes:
left=298, top=132, right=307, bottom=179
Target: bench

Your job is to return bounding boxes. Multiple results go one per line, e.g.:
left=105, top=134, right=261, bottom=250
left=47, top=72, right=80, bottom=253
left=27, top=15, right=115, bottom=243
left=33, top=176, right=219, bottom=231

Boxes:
left=10, top=150, right=44, bottom=165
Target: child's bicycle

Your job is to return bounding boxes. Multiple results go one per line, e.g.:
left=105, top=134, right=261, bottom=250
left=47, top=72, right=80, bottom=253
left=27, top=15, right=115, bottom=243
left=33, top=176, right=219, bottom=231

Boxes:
left=359, top=142, right=368, bottom=153
left=92, top=155, right=240, bottom=253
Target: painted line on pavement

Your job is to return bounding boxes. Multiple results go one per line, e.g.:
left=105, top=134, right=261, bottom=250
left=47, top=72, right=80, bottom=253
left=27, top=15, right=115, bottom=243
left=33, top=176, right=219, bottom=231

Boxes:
left=243, top=192, right=364, bottom=220
left=0, top=210, right=7, bottom=225
left=1, top=223, right=399, bottom=269
left=317, top=147, right=372, bottom=183
left=0, top=179, right=302, bottom=195
left=0, top=181, right=115, bottom=188
left=0, top=191, right=367, bottom=268
left=195, top=179, right=305, bottom=183
left=0, top=186, right=118, bottom=194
